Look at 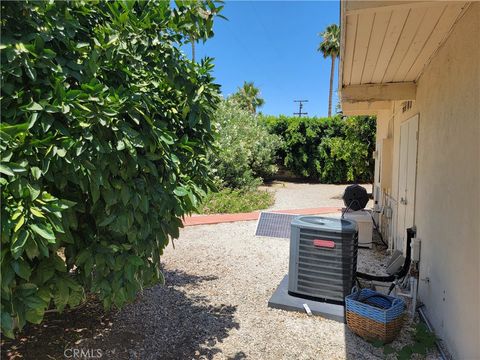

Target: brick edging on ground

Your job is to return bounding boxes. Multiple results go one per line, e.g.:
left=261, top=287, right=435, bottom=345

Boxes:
left=182, top=207, right=341, bottom=226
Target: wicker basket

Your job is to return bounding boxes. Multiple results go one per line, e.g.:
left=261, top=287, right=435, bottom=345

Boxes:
left=345, top=288, right=405, bottom=343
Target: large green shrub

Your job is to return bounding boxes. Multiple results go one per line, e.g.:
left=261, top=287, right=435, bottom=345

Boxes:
left=1, top=0, right=222, bottom=337
left=209, top=100, right=281, bottom=189
left=261, top=115, right=376, bottom=183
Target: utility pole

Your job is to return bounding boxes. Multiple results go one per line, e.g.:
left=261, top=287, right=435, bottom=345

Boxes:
left=294, top=100, right=308, bottom=117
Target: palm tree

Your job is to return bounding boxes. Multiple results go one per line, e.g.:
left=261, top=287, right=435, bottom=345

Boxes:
left=231, top=81, right=265, bottom=114
left=318, top=24, right=340, bottom=117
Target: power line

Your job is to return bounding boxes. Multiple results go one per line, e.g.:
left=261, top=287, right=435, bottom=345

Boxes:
left=294, top=100, right=308, bottom=117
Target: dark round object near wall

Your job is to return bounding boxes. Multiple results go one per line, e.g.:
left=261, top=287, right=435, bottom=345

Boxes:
left=343, top=184, right=369, bottom=211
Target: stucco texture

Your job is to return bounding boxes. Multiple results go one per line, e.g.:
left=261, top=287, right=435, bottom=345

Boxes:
left=414, top=3, right=480, bottom=358
left=375, top=4, right=479, bottom=358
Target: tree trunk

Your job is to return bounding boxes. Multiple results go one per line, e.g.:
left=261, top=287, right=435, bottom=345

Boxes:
left=328, top=54, right=336, bottom=117
left=191, top=39, right=195, bottom=62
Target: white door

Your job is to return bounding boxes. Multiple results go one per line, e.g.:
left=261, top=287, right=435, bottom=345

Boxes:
left=396, top=115, right=418, bottom=253
left=373, top=141, right=382, bottom=216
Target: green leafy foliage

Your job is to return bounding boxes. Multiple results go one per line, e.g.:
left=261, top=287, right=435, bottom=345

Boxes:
left=392, top=322, right=437, bottom=359
left=372, top=322, right=438, bottom=359
left=318, top=24, right=340, bottom=59
left=209, top=100, right=281, bottom=189
left=228, top=81, right=265, bottom=114
left=198, top=188, right=274, bottom=214
left=261, top=115, right=376, bottom=183
left=1, top=0, right=223, bottom=337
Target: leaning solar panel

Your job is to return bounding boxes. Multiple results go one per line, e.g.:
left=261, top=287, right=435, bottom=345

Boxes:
left=255, top=212, right=297, bottom=239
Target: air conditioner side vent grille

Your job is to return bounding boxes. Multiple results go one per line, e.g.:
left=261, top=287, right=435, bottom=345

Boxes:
left=288, top=216, right=358, bottom=304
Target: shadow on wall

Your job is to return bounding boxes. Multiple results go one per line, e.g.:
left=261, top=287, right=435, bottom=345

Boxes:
left=2, top=270, right=240, bottom=360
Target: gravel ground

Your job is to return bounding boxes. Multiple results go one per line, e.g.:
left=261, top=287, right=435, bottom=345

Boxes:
left=76, top=220, right=437, bottom=360
left=261, top=181, right=374, bottom=210
left=84, top=221, right=377, bottom=360
left=3, top=183, right=440, bottom=360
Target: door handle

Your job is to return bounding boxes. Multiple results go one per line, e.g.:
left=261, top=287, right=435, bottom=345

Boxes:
left=400, top=197, right=407, bottom=205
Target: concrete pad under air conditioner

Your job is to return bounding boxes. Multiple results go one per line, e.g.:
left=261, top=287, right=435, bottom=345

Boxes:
left=268, top=275, right=345, bottom=323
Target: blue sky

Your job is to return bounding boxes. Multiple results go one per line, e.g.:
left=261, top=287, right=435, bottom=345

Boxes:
left=194, top=1, right=340, bottom=117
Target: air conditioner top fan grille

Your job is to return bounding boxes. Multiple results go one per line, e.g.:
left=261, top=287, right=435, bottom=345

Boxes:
left=291, top=216, right=357, bottom=234
left=342, top=184, right=369, bottom=211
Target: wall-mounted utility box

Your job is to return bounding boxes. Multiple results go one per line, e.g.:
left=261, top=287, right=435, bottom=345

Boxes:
left=411, top=238, right=421, bottom=262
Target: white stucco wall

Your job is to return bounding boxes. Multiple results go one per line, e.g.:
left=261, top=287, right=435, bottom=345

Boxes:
left=373, top=4, right=479, bottom=357
left=413, top=3, right=480, bottom=358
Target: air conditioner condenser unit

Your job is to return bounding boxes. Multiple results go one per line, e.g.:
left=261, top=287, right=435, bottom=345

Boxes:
left=288, top=216, right=358, bottom=304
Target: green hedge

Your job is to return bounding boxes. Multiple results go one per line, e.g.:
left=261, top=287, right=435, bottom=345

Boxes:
left=261, top=115, right=376, bottom=183
left=1, top=0, right=222, bottom=337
